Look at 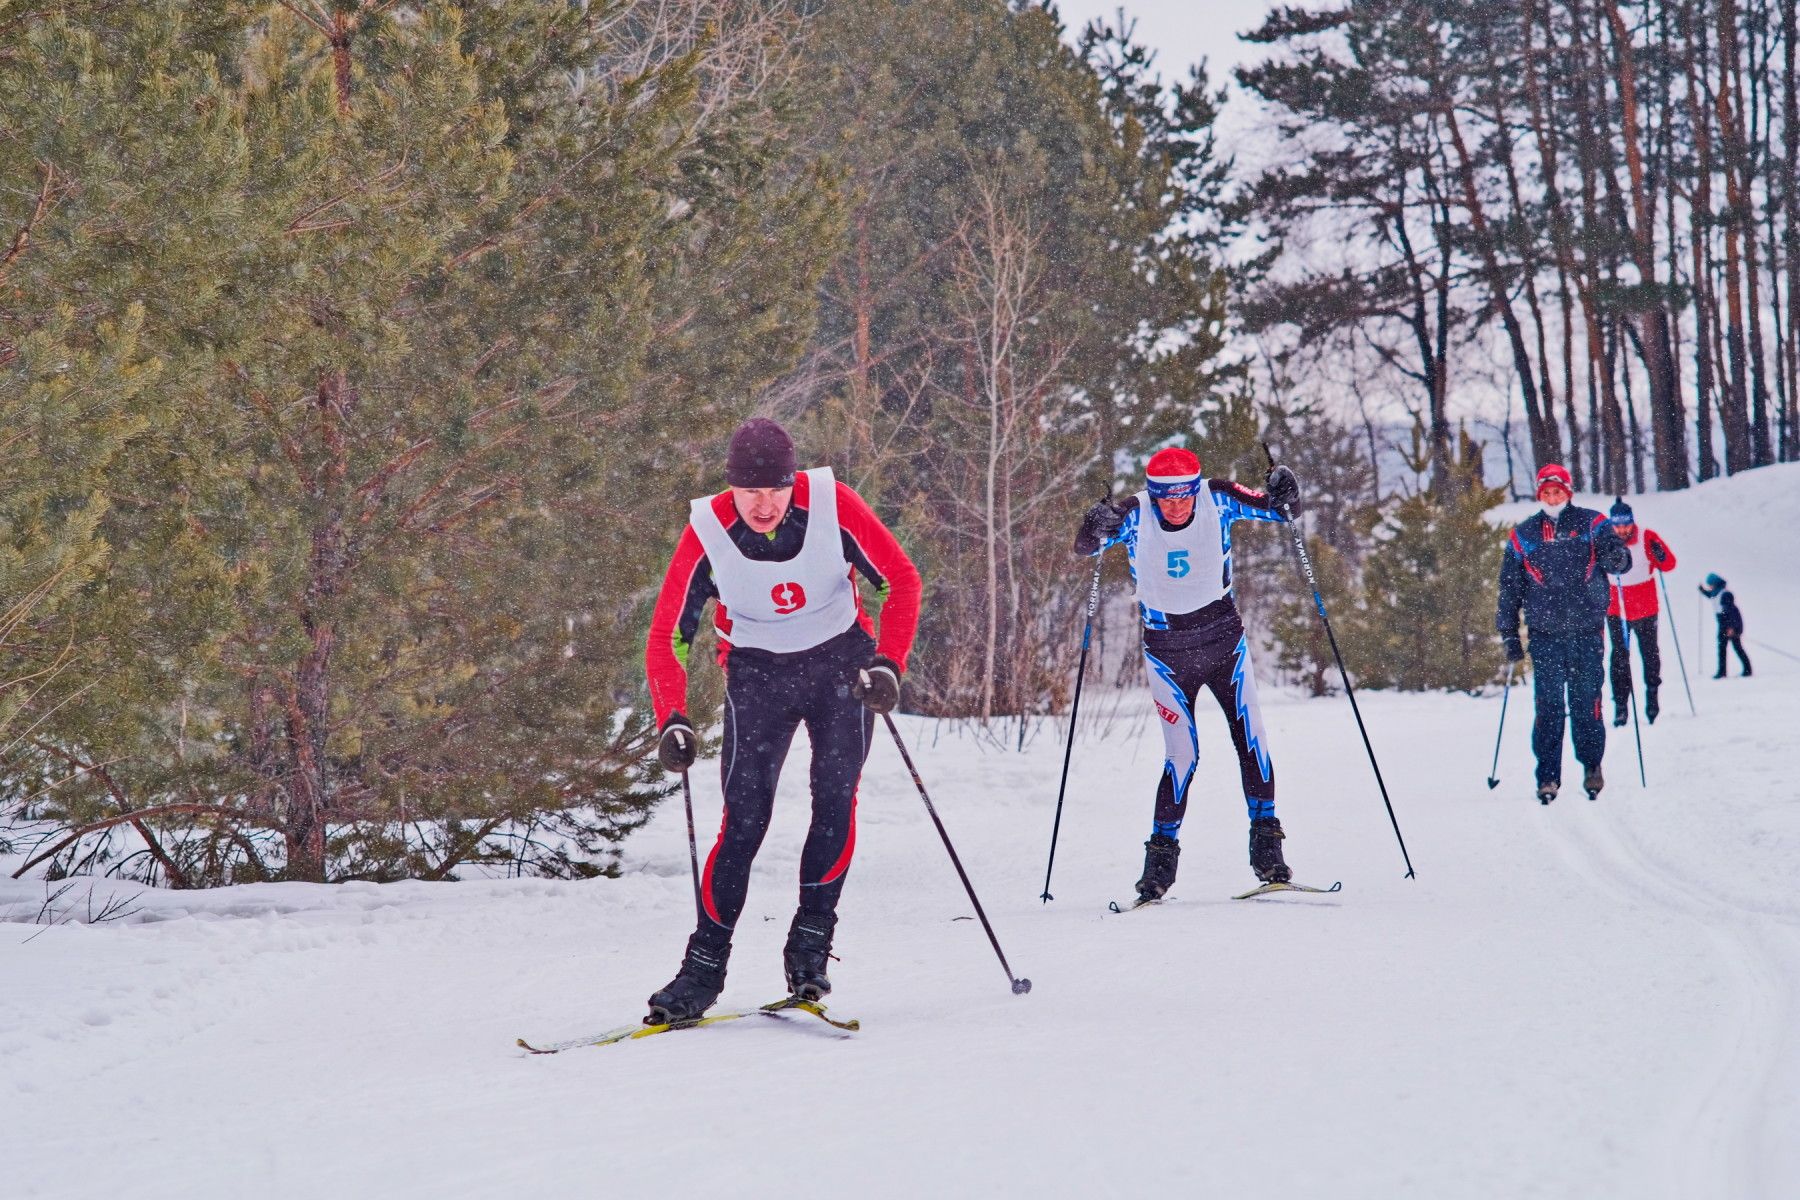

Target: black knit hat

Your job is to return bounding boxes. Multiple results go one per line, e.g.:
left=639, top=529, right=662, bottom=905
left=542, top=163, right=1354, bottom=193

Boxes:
left=1609, top=496, right=1634, bottom=524
left=726, top=417, right=797, bottom=488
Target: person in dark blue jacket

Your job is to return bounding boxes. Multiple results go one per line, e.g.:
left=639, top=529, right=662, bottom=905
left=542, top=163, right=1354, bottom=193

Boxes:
left=1495, top=464, right=1633, bottom=804
left=1699, top=573, right=1752, bottom=678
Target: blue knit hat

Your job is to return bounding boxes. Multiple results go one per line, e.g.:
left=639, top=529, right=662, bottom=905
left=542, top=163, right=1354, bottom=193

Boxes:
left=1609, top=497, right=1634, bottom=525
left=1700, top=573, right=1726, bottom=596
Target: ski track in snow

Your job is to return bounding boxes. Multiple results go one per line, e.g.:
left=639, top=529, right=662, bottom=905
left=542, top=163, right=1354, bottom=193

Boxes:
left=3, top=464, right=1798, bottom=1199
left=1535, top=798, right=1798, bottom=1199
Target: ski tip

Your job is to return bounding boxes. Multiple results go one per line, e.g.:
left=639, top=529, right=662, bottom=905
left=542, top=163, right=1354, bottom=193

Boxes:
left=516, top=1038, right=553, bottom=1055
left=1107, top=900, right=1122, bottom=913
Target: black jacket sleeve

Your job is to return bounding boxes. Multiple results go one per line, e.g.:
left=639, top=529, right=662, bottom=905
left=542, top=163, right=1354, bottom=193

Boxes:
left=1496, top=533, right=1525, bottom=639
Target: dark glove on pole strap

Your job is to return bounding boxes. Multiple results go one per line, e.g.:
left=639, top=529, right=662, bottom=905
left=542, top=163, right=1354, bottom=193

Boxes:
left=1265, top=464, right=1301, bottom=514
left=852, top=656, right=902, bottom=714
left=1502, top=634, right=1525, bottom=664
left=658, top=714, right=697, bottom=772
left=1080, top=499, right=1125, bottom=541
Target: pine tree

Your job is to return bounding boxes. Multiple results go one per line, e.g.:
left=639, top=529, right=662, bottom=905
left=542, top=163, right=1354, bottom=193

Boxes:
left=1, top=5, right=241, bottom=880
left=781, top=0, right=1240, bottom=719
left=4, top=2, right=839, bottom=884
left=1348, top=442, right=1509, bottom=692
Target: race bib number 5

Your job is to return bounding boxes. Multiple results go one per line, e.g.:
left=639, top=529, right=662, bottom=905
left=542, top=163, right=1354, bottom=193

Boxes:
left=1166, top=549, right=1190, bottom=579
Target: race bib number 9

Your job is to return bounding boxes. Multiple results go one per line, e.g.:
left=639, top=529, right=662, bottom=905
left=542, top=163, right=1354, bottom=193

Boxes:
left=771, top=582, right=808, bottom=614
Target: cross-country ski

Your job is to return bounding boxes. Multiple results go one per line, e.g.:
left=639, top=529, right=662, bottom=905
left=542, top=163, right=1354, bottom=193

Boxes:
left=517, top=996, right=858, bottom=1055
left=1232, top=881, right=1344, bottom=901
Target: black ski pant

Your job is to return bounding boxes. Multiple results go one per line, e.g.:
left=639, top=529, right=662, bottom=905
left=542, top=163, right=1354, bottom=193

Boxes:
left=1716, top=626, right=1752, bottom=676
left=1141, top=606, right=1275, bottom=840
left=1606, top=614, right=1661, bottom=706
left=696, top=630, right=873, bottom=943
left=1527, top=629, right=1606, bottom=787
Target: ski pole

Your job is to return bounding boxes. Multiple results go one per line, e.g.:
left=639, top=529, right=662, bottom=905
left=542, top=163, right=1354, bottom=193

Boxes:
left=1656, top=572, right=1696, bottom=715
left=1263, top=444, right=1415, bottom=879
left=1041, top=552, right=1105, bottom=903
left=882, top=712, right=1032, bottom=995
left=1486, top=661, right=1513, bottom=790
left=680, top=771, right=703, bottom=922
left=1613, top=579, right=1647, bottom=788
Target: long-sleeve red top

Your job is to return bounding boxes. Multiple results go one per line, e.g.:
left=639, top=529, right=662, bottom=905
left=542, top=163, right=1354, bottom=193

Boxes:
left=1607, top=527, right=1676, bottom=620
left=644, top=473, right=922, bottom=725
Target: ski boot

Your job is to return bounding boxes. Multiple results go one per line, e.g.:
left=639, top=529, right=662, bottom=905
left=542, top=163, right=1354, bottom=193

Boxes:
left=1612, top=699, right=1628, bottom=727
left=1248, top=818, right=1291, bottom=884
left=1645, top=688, right=1659, bottom=724
left=1134, top=834, right=1181, bottom=902
left=646, top=929, right=731, bottom=1025
left=783, top=910, right=838, bottom=1001
left=1537, top=780, right=1559, bottom=805
left=1583, top=762, right=1604, bottom=801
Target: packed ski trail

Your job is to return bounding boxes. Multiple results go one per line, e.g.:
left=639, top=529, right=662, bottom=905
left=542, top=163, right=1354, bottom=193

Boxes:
left=4, top=467, right=1798, bottom=1198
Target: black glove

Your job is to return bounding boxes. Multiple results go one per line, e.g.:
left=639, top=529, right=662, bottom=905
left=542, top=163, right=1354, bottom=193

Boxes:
left=1502, top=635, right=1525, bottom=664
left=1265, top=464, right=1300, bottom=514
left=1080, top=499, right=1124, bottom=542
left=657, top=714, right=697, bottom=773
left=851, top=655, right=902, bottom=714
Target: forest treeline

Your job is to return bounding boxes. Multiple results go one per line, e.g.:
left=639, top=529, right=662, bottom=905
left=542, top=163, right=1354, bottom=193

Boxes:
left=1, top=0, right=1791, bottom=885
left=0, top=0, right=1239, bottom=883
left=1240, top=0, right=1800, bottom=495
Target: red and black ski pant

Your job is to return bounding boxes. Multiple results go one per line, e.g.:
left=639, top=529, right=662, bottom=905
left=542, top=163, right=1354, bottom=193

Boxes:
left=1606, top=614, right=1661, bottom=706
left=696, top=632, right=873, bottom=940
left=1528, top=629, right=1606, bottom=786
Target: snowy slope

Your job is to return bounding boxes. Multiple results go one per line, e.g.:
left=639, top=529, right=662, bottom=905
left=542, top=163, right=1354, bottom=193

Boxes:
left=4, top=467, right=1798, bottom=1200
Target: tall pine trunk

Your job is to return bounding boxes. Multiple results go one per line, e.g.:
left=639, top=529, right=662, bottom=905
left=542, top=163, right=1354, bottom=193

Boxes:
left=1602, top=0, right=1689, bottom=488
left=1715, top=0, right=1758, bottom=469
left=1441, top=91, right=1556, bottom=469
left=1570, top=0, right=1629, bottom=489
left=1785, top=0, right=1800, bottom=459
left=1524, top=0, right=1587, bottom=480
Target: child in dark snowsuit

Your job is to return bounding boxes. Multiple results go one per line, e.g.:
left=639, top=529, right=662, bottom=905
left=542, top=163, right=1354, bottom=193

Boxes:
left=1699, top=574, right=1752, bottom=678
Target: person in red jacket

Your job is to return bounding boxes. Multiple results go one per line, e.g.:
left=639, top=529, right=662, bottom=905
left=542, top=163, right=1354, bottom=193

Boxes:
left=1604, top=498, right=1676, bottom=725
left=641, top=417, right=921, bottom=1023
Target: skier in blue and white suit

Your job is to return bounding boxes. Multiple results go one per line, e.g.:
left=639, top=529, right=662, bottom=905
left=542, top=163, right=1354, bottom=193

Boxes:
left=1074, top=446, right=1300, bottom=901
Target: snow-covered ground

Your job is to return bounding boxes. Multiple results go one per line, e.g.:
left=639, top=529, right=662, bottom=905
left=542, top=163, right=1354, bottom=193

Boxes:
left=5, top=466, right=1798, bottom=1199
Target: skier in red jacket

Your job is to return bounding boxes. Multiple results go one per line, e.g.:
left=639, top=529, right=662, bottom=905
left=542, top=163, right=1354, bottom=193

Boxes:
left=641, top=418, right=920, bottom=1024
left=1603, top=498, right=1676, bottom=725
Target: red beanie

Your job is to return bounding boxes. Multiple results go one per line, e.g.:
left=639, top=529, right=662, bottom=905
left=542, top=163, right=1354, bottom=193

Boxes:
left=1535, top=463, right=1572, bottom=498
left=1146, top=447, right=1202, bottom=498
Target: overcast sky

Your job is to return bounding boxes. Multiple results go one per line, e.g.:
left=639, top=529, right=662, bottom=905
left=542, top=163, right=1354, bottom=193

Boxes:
left=1052, top=0, right=1275, bottom=87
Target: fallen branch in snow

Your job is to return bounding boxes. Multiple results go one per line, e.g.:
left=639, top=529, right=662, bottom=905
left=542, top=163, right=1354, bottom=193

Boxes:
left=10, top=803, right=252, bottom=881
left=18, top=878, right=142, bottom=940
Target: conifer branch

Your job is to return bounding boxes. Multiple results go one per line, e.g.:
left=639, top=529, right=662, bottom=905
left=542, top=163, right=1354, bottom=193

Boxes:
left=0, top=160, right=57, bottom=282
left=242, top=384, right=310, bottom=480
left=284, top=153, right=411, bottom=236
left=274, top=0, right=334, bottom=38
